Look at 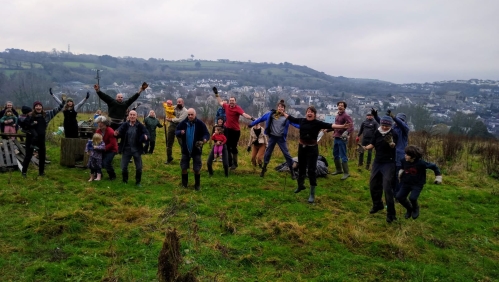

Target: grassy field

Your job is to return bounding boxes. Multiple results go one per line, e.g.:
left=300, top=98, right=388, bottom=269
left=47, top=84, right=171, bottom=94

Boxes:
left=0, top=113, right=498, bottom=281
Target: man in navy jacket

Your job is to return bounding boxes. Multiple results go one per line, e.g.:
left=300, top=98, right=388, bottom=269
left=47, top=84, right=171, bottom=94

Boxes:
left=176, top=108, right=210, bottom=190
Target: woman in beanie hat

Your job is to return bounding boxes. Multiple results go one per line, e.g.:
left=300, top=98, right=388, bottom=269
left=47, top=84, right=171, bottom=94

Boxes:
left=21, top=97, right=64, bottom=178
left=281, top=106, right=351, bottom=204
left=51, top=90, right=89, bottom=138
left=362, top=115, right=399, bottom=223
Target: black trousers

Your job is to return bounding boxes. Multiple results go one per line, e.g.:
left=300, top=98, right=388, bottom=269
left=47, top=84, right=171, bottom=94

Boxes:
left=22, top=135, right=46, bottom=175
left=298, top=144, right=319, bottom=186
left=225, top=128, right=240, bottom=166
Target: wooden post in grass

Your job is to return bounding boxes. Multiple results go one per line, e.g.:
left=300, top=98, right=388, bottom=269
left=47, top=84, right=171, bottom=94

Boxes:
left=60, top=138, right=88, bottom=167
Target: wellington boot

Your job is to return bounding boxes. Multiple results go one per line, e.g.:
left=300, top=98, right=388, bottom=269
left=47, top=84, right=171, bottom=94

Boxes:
left=340, top=162, right=350, bottom=180
left=411, top=200, right=420, bottom=219
left=260, top=163, right=268, bottom=177
left=135, top=171, right=142, bottom=186
left=122, top=171, right=129, bottom=184
left=194, top=174, right=201, bottom=191
left=181, top=174, right=188, bottom=188
left=330, top=159, right=343, bottom=175
left=294, top=178, right=306, bottom=193
left=230, top=153, right=238, bottom=170
left=308, top=186, right=316, bottom=203
left=223, top=165, right=229, bottom=178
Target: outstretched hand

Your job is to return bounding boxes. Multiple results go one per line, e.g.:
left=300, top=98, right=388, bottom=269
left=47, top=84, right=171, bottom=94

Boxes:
left=141, top=82, right=148, bottom=91
left=212, top=87, right=218, bottom=94
left=85, top=92, right=90, bottom=99
left=49, top=88, right=53, bottom=96
left=94, top=84, right=100, bottom=92
left=370, top=108, right=378, bottom=117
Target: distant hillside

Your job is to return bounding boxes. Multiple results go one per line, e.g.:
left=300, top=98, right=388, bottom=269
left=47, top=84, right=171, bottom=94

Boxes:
left=0, top=48, right=406, bottom=95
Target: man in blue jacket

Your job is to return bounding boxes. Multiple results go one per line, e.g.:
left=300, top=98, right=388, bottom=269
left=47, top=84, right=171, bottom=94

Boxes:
left=176, top=108, right=210, bottom=190
left=114, top=110, right=149, bottom=186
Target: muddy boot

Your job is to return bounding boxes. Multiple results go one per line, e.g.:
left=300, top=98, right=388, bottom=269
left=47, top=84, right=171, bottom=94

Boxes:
left=399, top=198, right=413, bottom=219
left=122, top=171, right=128, bottom=184
left=194, top=174, right=200, bottom=191
left=411, top=200, right=420, bottom=219
left=308, top=186, right=316, bottom=203
left=181, top=173, right=188, bottom=188
left=95, top=173, right=101, bottom=181
left=230, top=153, right=238, bottom=170
left=208, top=165, right=214, bottom=177
left=135, top=171, right=142, bottom=187
left=294, top=177, right=306, bottom=193
left=330, top=159, right=343, bottom=175
left=260, top=163, right=268, bottom=177
left=108, top=170, right=116, bottom=180
left=223, top=165, right=229, bottom=177
left=341, top=162, right=350, bottom=180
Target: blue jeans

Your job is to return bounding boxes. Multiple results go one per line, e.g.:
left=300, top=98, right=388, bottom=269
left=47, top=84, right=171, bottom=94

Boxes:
left=264, top=135, right=294, bottom=169
left=333, top=138, right=348, bottom=162
left=102, top=151, right=116, bottom=176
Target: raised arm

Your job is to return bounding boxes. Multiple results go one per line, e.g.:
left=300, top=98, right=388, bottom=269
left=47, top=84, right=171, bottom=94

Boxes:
left=213, top=87, right=223, bottom=106
left=94, top=85, right=115, bottom=104
left=75, top=92, right=89, bottom=111
left=49, top=88, right=63, bottom=105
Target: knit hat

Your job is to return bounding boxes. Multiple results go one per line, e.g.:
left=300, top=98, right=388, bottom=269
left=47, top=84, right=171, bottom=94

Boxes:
left=21, top=106, right=32, bottom=114
left=366, top=112, right=373, bottom=116
left=33, top=101, right=43, bottom=108
left=380, top=116, right=393, bottom=126
left=66, top=97, right=74, bottom=103
left=396, top=113, right=406, bottom=122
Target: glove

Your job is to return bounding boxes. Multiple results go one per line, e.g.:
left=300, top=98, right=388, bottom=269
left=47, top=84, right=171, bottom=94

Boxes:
left=434, top=175, right=442, bottom=184
left=136, top=102, right=142, bottom=107
left=341, top=130, right=349, bottom=142
left=386, top=110, right=394, bottom=118
left=356, top=144, right=364, bottom=154
left=195, top=141, right=204, bottom=150
left=247, top=124, right=254, bottom=129
left=383, top=132, right=394, bottom=145
left=355, top=136, right=360, bottom=143
left=370, top=108, right=378, bottom=117
left=398, top=169, right=404, bottom=183
left=141, top=82, right=149, bottom=90
left=49, top=88, right=53, bottom=96
left=212, top=87, right=219, bottom=97
left=250, top=117, right=255, bottom=121
left=61, top=94, right=67, bottom=103
left=247, top=146, right=251, bottom=152
left=85, top=92, right=90, bottom=99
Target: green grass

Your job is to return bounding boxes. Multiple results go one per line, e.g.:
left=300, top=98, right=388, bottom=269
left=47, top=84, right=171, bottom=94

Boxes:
left=0, top=113, right=498, bottom=281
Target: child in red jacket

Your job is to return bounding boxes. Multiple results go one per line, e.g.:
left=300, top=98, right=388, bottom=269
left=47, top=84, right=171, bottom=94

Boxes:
left=211, top=127, right=227, bottom=162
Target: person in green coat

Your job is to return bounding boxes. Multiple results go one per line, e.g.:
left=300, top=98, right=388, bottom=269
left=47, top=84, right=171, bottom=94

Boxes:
left=143, top=110, right=163, bottom=154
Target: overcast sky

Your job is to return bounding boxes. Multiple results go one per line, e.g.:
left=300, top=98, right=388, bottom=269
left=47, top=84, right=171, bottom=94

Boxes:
left=1, top=0, right=498, bottom=84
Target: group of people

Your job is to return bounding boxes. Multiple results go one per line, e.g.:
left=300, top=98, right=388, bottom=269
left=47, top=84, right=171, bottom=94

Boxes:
left=3, top=83, right=443, bottom=222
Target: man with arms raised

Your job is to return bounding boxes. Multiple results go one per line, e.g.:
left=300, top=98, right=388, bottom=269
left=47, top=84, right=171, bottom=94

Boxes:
left=213, top=87, right=255, bottom=170
left=94, top=82, right=148, bottom=130
left=164, top=98, right=188, bottom=164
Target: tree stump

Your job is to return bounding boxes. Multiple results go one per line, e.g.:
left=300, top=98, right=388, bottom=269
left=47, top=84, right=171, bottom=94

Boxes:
left=60, top=138, right=89, bottom=167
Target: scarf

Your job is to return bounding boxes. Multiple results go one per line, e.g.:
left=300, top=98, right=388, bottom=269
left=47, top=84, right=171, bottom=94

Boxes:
left=378, top=126, right=391, bottom=135
left=186, top=121, right=196, bottom=154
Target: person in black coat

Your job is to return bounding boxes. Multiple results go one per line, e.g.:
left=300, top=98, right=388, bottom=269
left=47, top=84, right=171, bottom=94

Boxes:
left=356, top=112, right=379, bottom=170
left=361, top=116, right=399, bottom=223
left=114, top=110, right=149, bottom=186
left=175, top=108, right=210, bottom=190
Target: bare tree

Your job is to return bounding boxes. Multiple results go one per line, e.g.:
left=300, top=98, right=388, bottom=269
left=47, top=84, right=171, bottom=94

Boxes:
left=9, top=71, right=52, bottom=107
